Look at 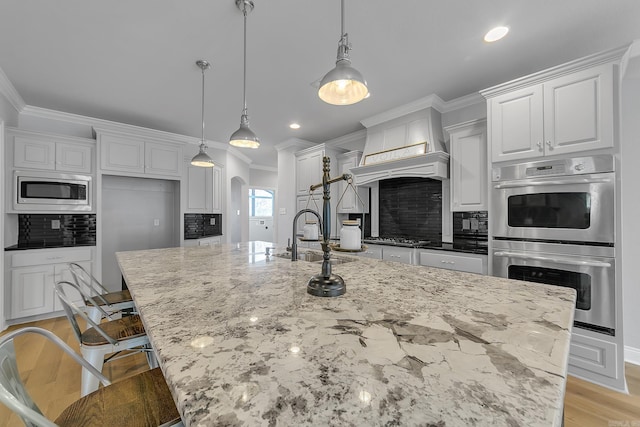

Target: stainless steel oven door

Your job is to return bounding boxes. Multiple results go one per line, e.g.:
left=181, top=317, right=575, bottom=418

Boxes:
left=492, top=172, right=614, bottom=244
left=492, top=240, right=615, bottom=333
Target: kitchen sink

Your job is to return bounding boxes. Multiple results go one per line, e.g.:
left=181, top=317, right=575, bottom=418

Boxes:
left=274, top=251, right=356, bottom=265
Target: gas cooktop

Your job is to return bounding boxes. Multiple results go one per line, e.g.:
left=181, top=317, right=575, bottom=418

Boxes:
left=362, top=237, right=432, bottom=248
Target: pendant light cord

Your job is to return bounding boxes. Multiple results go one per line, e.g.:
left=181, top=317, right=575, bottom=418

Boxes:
left=201, top=66, right=206, bottom=143
left=242, top=6, right=248, bottom=114
left=341, top=0, right=345, bottom=38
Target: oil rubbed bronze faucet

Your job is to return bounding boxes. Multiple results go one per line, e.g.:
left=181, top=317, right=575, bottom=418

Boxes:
left=291, top=156, right=350, bottom=297
left=290, top=209, right=323, bottom=262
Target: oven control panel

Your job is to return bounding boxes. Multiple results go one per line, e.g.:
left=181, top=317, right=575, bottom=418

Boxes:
left=492, top=155, right=614, bottom=181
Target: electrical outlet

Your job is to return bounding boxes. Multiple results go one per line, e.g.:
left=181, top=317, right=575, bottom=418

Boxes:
left=279, top=208, right=286, bottom=215
left=51, top=219, right=61, bottom=230
left=210, top=218, right=215, bottom=225
left=470, top=218, right=479, bottom=230
left=154, top=219, right=160, bottom=226
left=462, top=219, right=470, bottom=230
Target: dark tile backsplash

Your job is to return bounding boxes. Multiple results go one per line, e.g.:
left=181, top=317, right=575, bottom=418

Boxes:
left=184, top=214, right=222, bottom=239
left=18, top=214, right=96, bottom=247
left=453, top=211, right=488, bottom=236
left=379, top=177, right=442, bottom=243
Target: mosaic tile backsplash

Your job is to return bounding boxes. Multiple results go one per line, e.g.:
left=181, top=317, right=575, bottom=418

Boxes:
left=184, top=214, right=222, bottom=239
left=18, top=214, right=96, bottom=247
left=379, top=177, right=442, bottom=243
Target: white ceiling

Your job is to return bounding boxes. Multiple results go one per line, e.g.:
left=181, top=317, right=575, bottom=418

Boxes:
left=1, top=0, right=639, bottom=168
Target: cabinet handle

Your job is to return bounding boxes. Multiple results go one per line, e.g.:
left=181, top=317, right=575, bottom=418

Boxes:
left=440, top=260, right=455, bottom=265
left=46, top=256, right=63, bottom=260
left=537, top=142, right=543, bottom=151
left=546, top=140, right=553, bottom=150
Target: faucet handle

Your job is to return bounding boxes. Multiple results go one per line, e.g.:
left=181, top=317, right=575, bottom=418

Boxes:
left=286, top=238, right=291, bottom=252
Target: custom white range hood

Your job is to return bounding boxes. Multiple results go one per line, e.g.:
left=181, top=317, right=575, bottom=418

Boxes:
left=350, top=103, right=449, bottom=186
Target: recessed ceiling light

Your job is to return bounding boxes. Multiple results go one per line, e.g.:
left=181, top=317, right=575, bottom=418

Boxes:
left=289, top=123, right=301, bottom=129
left=484, top=26, right=509, bottom=43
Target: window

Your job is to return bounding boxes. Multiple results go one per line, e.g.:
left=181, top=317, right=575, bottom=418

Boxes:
left=249, top=189, right=274, bottom=217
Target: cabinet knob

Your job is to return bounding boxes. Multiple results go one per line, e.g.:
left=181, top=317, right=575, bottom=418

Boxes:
left=546, top=140, right=553, bottom=150
left=537, top=142, right=543, bottom=151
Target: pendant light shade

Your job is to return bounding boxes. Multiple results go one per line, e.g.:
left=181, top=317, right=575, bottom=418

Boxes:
left=191, top=60, right=215, bottom=167
left=318, top=0, right=369, bottom=106
left=230, top=0, right=260, bottom=149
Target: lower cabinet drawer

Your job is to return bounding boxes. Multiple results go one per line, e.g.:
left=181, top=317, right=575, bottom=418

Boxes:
left=418, top=251, right=486, bottom=274
left=11, top=247, right=93, bottom=268
left=382, top=247, right=414, bottom=264
left=569, top=329, right=617, bottom=379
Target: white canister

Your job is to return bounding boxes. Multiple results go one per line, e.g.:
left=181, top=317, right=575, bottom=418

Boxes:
left=340, top=220, right=361, bottom=250
left=303, top=220, right=319, bottom=240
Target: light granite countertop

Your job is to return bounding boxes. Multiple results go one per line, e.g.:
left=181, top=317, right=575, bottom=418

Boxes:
left=116, top=241, right=576, bottom=427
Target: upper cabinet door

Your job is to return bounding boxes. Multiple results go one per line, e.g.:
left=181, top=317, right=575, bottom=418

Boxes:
left=212, top=166, right=223, bottom=213
left=145, top=141, right=182, bottom=177
left=185, top=164, right=213, bottom=213
left=14, top=137, right=56, bottom=170
left=489, top=85, right=544, bottom=163
left=55, top=142, right=92, bottom=173
left=100, top=135, right=145, bottom=173
left=449, top=120, right=487, bottom=212
left=543, top=63, right=614, bottom=156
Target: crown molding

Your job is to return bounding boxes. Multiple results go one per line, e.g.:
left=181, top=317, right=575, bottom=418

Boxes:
left=439, top=92, right=485, bottom=113
left=481, top=44, right=631, bottom=98
left=323, top=129, right=367, bottom=148
left=274, top=137, right=317, bottom=152
left=227, top=146, right=253, bottom=164
left=250, top=164, right=278, bottom=173
left=360, top=94, right=446, bottom=128
left=21, top=105, right=232, bottom=151
left=0, top=66, right=25, bottom=112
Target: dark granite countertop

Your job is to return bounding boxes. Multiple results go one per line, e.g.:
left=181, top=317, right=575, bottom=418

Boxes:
left=5, top=243, right=97, bottom=251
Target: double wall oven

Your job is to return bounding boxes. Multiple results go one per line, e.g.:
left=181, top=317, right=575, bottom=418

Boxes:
left=492, top=155, right=615, bottom=335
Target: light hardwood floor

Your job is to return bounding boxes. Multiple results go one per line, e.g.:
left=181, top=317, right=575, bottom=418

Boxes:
left=1, top=316, right=639, bottom=426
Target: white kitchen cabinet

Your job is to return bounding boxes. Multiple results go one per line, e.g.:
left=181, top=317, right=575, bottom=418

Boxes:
left=336, top=151, right=369, bottom=214
left=98, top=131, right=182, bottom=178
left=10, top=265, right=55, bottom=318
left=446, top=120, right=487, bottom=211
left=11, top=130, right=93, bottom=173
left=296, top=149, right=323, bottom=196
left=568, top=326, right=622, bottom=389
left=382, top=246, right=414, bottom=264
left=295, top=144, right=346, bottom=196
left=212, top=165, right=223, bottom=214
left=485, top=61, right=615, bottom=163
left=357, top=244, right=383, bottom=259
left=198, top=236, right=222, bottom=246
left=417, top=249, right=487, bottom=275
left=5, top=247, right=93, bottom=320
left=184, top=161, right=213, bottom=213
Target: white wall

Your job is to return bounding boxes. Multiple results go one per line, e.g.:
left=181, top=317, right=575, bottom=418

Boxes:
left=621, top=44, right=640, bottom=364
left=250, top=168, right=277, bottom=188
left=276, top=148, right=298, bottom=246
left=226, top=152, right=250, bottom=242
left=101, top=176, right=179, bottom=291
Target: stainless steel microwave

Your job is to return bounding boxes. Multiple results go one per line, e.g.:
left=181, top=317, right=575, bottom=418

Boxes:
left=14, top=171, right=92, bottom=211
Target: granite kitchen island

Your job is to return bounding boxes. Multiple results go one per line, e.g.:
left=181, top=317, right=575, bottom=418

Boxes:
left=116, top=242, right=576, bottom=427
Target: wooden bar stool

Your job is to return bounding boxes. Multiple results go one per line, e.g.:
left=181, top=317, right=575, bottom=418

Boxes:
left=68, top=262, right=136, bottom=324
left=0, top=327, right=182, bottom=427
left=55, top=280, right=157, bottom=396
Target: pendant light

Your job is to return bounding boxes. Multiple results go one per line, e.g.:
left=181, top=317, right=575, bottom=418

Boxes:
left=229, top=0, right=260, bottom=149
left=191, top=60, right=215, bottom=167
left=318, top=0, right=369, bottom=106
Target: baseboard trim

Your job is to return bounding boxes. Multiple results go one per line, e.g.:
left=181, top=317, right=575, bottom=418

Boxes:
left=624, top=345, right=640, bottom=365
